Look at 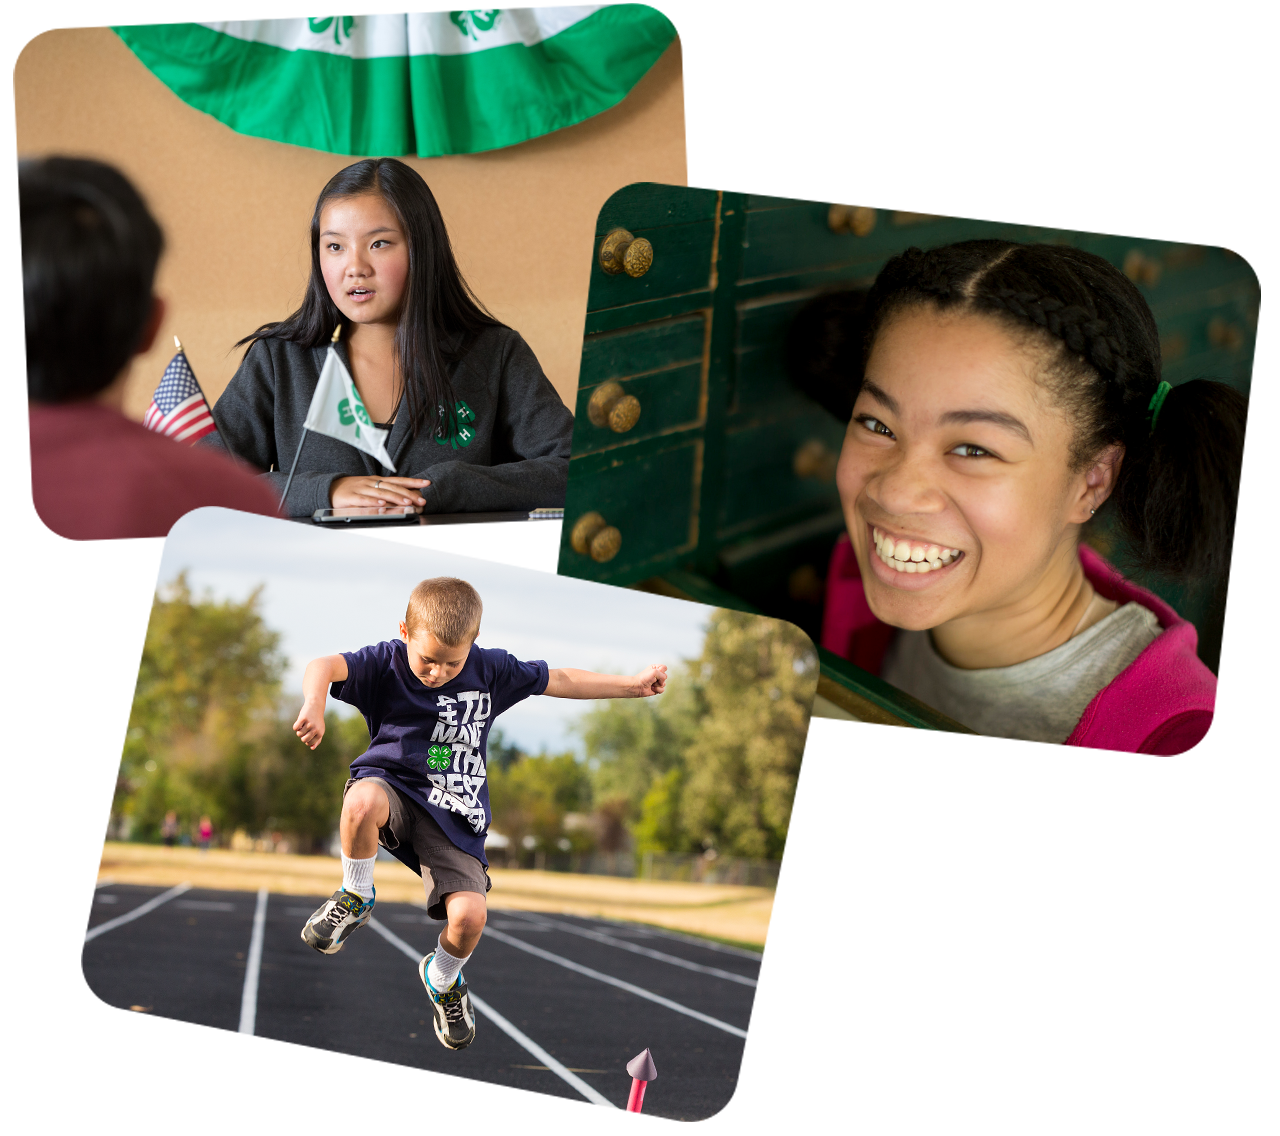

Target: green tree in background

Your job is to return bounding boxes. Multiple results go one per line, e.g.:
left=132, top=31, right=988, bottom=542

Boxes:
left=632, top=767, right=686, bottom=854
left=252, top=711, right=369, bottom=852
left=487, top=728, right=523, bottom=772
left=578, top=608, right=817, bottom=861
left=678, top=610, right=816, bottom=859
left=1029, top=180, right=1259, bottom=225
left=488, top=749, right=594, bottom=857
left=575, top=676, right=698, bottom=819
left=118, top=576, right=374, bottom=850
left=115, top=587, right=816, bottom=868
left=120, top=574, right=285, bottom=840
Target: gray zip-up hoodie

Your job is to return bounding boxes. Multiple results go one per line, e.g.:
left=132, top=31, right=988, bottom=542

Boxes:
left=205, top=325, right=572, bottom=517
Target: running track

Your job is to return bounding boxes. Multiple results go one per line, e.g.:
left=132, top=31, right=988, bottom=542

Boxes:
left=83, top=882, right=761, bottom=1120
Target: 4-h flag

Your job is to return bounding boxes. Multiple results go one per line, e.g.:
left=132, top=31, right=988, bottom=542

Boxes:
left=113, top=7, right=677, bottom=158
left=303, top=338, right=395, bottom=471
left=143, top=340, right=218, bottom=444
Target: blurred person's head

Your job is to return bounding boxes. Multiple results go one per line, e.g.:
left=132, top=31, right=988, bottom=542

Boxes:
left=21, top=156, right=166, bottom=404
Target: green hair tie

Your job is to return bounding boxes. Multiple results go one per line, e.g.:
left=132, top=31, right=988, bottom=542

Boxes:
left=1147, top=380, right=1172, bottom=435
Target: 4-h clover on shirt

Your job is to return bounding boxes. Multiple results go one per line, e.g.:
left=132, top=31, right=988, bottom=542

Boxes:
left=436, top=400, right=477, bottom=450
left=426, top=744, right=453, bottom=771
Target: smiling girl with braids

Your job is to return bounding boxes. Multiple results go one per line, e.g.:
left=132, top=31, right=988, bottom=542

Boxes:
left=821, top=240, right=1247, bottom=753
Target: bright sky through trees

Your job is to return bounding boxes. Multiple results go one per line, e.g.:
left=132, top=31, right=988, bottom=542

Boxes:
left=154, top=508, right=711, bottom=755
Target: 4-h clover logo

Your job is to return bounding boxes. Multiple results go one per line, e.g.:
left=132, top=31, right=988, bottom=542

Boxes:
left=337, top=397, right=371, bottom=427
left=435, top=399, right=477, bottom=450
left=450, top=10, right=502, bottom=40
left=426, top=744, right=453, bottom=770
left=308, top=17, right=356, bottom=45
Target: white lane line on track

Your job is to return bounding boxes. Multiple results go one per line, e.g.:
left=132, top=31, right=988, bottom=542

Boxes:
left=496, top=907, right=763, bottom=961
left=225, top=885, right=267, bottom=1120
left=502, top=911, right=758, bottom=987
left=483, top=927, right=749, bottom=1039
left=366, top=918, right=615, bottom=1108
left=625, top=923, right=764, bottom=961
left=84, top=882, right=192, bottom=942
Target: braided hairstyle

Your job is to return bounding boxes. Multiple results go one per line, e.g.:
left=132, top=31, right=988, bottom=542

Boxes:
left=859, top=240, right=1248, bottom=581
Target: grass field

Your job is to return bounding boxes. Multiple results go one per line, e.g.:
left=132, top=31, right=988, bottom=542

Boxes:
left=97, top=843, right=775, bottom=948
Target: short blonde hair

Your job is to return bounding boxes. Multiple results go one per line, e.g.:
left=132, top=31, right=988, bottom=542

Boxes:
left=405, top=577, right=483, bottom=646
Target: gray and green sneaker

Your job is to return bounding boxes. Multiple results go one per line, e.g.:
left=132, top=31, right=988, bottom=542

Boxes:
left=300, top=888, right=374, bottom=955
left=420, top=952, right=477, bottom=1050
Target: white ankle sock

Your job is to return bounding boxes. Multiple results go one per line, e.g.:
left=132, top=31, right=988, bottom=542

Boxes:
left=341, top=852, right=376, bottom=900
left=427, top=935, right=470, bottom=990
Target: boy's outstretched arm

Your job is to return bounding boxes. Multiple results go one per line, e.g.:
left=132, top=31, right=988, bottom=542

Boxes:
left=293, top=654, right=349, bottom=749
left=543, top=664, right=667, bottom=699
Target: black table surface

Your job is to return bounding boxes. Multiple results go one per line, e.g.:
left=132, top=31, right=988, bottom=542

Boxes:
left=290, top=509, right=560, bottom=542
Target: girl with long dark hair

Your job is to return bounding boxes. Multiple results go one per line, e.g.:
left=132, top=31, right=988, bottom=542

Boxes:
left=821, top=240, right=1248, bottom=754
left=211, top=158, right=573, bottom=516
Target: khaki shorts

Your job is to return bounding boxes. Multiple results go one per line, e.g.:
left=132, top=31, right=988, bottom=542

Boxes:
left=344, top=777, right=491, bottom=921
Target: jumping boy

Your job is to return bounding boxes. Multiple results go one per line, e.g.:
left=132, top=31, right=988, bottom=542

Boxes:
left=291, top=576, right=667, bottom=1050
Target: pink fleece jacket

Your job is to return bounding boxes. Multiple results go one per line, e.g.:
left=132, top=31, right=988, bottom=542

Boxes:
left=820, top=535, right=1216, bottom=754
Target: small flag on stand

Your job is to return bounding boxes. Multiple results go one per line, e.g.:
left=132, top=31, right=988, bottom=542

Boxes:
left=143, top=337, right=218, bottom=444
left=279, top=324, right=395, bottom=511
left=300, top=327, right=394, bottom=468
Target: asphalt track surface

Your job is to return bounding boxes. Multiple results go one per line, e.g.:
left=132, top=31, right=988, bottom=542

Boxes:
left=83, top=882, right=762, bottom=1120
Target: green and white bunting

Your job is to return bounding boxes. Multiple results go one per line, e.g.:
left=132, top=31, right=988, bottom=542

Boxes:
left=113, top=7, right=677, bottom=157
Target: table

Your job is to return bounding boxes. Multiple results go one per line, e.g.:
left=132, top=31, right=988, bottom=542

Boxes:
left=290, top=511, right=560, bottom=539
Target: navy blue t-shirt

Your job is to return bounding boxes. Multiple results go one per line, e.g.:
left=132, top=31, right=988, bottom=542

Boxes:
left=332, top=639, right=548, bottom=865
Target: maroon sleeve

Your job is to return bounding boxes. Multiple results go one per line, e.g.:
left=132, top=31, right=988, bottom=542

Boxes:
left=30, top=403, right=279, bottom=539
left=174, top=444, right=280, bottom=518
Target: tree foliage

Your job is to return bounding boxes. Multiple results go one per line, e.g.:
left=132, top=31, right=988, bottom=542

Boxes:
left=677, top=610, right=816, bottom=859
left=250, top=712, right=369, bottom=850
left=127, top=573, right=283, bottom=745
left=557, top=609, right=816, bottom=861
left=633, top=767, right=686, bottom=855
left=119, top=575, right=282, bottom=836
left=116, top=588, right=817, bottom=866
left=116, top=575, right=361, bottom=850
left=488, top=749, right=595, bottom=856
left=486, top=729, right=523, bottom=772
left=575, top=683, right=697, bottom=815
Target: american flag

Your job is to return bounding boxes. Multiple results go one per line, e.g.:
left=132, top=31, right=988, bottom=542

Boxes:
left=143, top=344, right=218, bottom=444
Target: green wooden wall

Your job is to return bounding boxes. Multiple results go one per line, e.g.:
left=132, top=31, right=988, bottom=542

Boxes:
left=559, top=183, right=1258, bottom=680
left=563, top=188, right=1259, bottom=585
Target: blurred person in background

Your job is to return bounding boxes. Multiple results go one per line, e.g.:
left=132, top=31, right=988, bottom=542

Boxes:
left=22, top=156, right=278, bottom=538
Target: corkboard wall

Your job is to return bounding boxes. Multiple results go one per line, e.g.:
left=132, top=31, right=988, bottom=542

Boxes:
left=15, top=27, right=686, bottom=418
